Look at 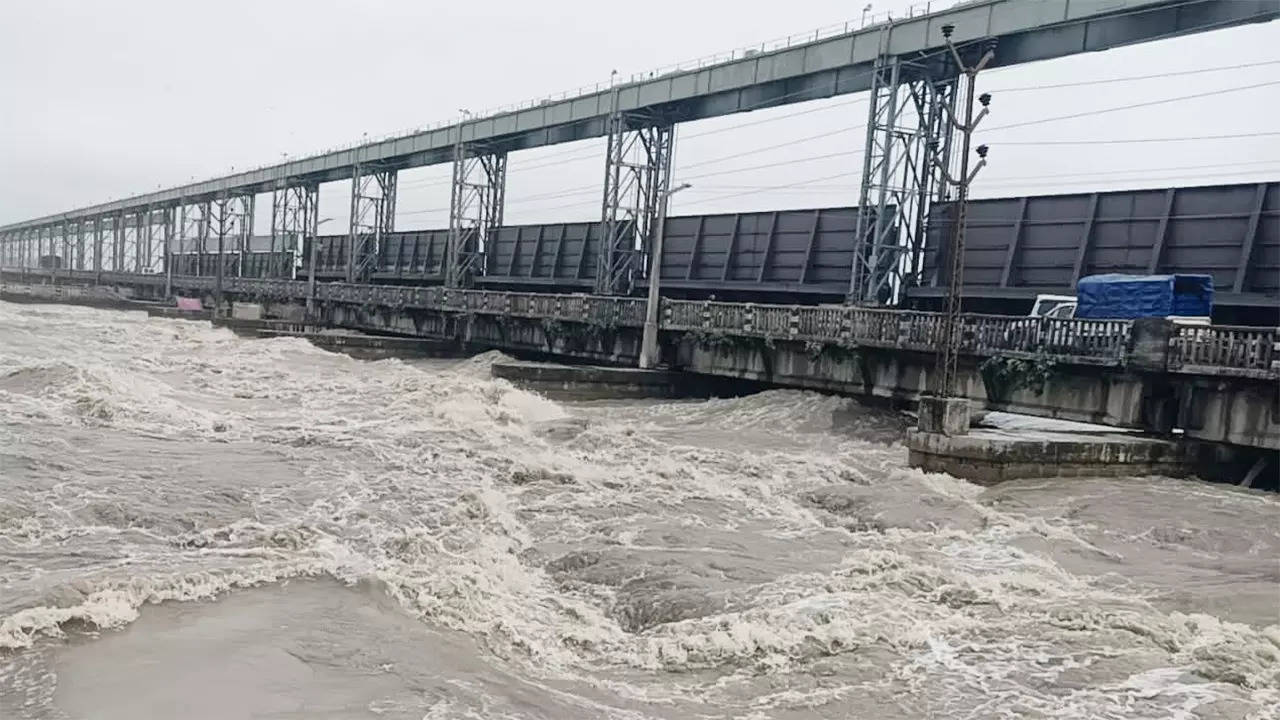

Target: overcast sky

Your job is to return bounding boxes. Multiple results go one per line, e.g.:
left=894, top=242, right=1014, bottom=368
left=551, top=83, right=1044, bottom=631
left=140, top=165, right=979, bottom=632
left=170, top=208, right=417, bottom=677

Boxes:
left=0, top=0, right=1276, bottom=229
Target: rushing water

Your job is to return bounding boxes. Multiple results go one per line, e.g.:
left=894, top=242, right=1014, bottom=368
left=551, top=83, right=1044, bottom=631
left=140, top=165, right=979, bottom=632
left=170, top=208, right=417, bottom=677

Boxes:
left=0, top=299, right=1277, bottom=719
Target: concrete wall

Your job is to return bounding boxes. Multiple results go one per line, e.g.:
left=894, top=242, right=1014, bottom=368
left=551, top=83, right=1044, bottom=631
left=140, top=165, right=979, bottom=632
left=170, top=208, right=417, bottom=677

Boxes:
left=671, top=340, right=1149, bottom=427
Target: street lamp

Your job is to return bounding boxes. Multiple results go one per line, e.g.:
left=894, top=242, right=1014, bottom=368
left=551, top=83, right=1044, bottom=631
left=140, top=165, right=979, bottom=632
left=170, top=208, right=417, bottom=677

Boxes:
left=306, top=216, right=334, bottom=319
left=861, top=4, right=873, bottom=27
left=638, top=182, right=692, bottom=369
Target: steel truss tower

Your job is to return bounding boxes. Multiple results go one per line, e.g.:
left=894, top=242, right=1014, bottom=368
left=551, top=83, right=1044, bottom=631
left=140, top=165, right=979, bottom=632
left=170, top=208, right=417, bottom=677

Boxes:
left=137, top=207, right=172, bottom=274
left=596, top=107, right=674, bottom=296
left=271, top=181, right=318, bottom=279
left=176, top=200, right=212, bottom=276
left=348, top=164, right=396, bottom=283
left=850, top=50, right=960, bottom=305
left=447, top=142, right=507, bottom=288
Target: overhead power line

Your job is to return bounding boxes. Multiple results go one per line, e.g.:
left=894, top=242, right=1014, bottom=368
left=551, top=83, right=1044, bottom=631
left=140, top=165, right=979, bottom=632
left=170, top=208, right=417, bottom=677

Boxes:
left=983, top=79, right=1280, bottom=133
left=993, top=131, right=1280, bottom=146
left=987, top=59, right=1280, bottom=93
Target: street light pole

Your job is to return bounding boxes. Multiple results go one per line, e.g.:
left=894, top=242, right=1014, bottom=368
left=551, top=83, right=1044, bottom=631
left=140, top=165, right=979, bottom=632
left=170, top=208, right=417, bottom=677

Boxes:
left=639, top=182, right=691, bottom=369
left=934, top=25, right=995, bottom=399
left=307, top=217, right=333, bottom=320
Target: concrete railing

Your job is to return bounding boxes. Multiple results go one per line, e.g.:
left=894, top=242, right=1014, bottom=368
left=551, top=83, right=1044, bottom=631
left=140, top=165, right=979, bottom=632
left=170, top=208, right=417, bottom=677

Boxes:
left=1169, top=324, right=1279, bottom=377
left=8, top=267, right=1276, bottom=377
left=661, top=301, right=1132, bottom=364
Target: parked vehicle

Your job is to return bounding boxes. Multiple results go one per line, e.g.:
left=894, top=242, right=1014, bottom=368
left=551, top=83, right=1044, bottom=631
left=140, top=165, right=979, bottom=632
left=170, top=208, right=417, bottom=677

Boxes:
left=1077, top=274, right=1213, bottom=324
left=1030, top=294, right=1077, bottom=319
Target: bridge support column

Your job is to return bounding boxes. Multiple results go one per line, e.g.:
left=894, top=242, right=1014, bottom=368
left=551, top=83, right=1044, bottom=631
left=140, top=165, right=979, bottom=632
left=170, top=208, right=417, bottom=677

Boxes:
left=596, top=111, right=674, bottom=296
left=850, top=52, right=959, bottom=305
left=112, top=212, right=126, bottom=272
left=133, top=212, right=146, bottom=273
left=271, top=181, right=318, bottom=279
left=160, top=206, right=175, bottom=296
left=446, top=142, right=506, bottom=288
left=348, top=164, right=396, bottom=283
left=57, top=221, right=69, bottom=274
left=92, top=218, right=103, bottom=276
left=73, top=221, right=85, bottom=270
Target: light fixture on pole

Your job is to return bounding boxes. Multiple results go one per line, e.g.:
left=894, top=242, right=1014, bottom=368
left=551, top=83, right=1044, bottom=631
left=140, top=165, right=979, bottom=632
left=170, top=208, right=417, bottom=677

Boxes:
left=306, top=216, right=334, bottom=319
left=638, top=182, right=692, bottom=370
left=916, top=24, right=996, bottom=439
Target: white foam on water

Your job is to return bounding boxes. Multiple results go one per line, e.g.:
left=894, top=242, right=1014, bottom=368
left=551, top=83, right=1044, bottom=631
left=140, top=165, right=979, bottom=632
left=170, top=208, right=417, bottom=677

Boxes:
left=2, top=299, right=1278, bottom=718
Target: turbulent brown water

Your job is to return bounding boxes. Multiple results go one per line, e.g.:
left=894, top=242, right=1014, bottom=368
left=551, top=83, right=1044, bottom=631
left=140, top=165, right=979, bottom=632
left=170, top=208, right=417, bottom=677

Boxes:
left=0, top=299, right=1277, bottom=719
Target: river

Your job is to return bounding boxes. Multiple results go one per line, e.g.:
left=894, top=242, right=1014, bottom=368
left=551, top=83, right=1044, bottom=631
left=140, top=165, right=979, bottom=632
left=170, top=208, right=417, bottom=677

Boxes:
left=0, top=299, right=1277, bottom=719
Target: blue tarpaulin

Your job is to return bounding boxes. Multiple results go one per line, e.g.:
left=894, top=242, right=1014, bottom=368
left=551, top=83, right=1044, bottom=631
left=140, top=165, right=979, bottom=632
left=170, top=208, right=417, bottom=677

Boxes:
left=1076, top=274, right=1213, bottom=319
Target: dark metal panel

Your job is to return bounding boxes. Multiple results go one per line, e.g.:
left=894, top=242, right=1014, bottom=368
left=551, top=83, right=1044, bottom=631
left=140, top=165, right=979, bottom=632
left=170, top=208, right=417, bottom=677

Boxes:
left=806, top=207, right=856, bottom=286
left=1146, top=188, right=1176, bottom=274
left=921, top=180, right=1280, bottom=307
left=756, top=212, right=779, bottom=283
left=549, top=224, right=567, bottom=280
left=1251, top=184, right=1280, bottom=294
left=572, top=222, right=594, bottom=280
left=527, top=225, right=546, bottom=278
left=728, top=213, right=772, bottom=282
left=1070, top=193, right=1100, bottom=285
left=686, top=216, right=705, bottom=281
left=1000, top=197, right=1029, bottom=287
left=799, top=209, right=822, bottom=284
left=508, top=226, right=525, bottom=276
left=656, top=215, right=699, bottom=282
left=721, top=215, right=742, bottom=282
left=1234, top=182, right=1268, bottom=293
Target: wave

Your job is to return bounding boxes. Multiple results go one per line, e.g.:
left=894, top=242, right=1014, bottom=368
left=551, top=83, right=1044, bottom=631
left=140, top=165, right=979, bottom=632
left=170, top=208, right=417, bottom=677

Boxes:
left=4, top=299, right=1279, bottom=718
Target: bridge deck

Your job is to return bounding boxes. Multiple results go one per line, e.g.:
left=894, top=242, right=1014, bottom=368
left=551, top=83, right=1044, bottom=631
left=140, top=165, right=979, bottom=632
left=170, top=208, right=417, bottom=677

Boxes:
left=4, top=266, right=1276, bottom=382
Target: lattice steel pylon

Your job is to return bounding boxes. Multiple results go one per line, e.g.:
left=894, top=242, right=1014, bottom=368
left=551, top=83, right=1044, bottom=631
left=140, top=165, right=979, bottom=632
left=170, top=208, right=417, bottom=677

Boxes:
left=850, top=49, right=959, bottom=305
left=176, top=200, right=212, bottom=276
left=348, top=164, right=396, bottom=283
left=271, top=181, right=318, bottom=278
left=596, top=108, right=674, bottom=296
left=446, top=142, right=506, bottom=288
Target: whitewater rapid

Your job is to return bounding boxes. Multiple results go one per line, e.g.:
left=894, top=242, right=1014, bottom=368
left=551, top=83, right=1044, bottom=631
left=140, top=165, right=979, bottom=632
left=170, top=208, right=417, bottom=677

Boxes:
left=0, top=299, right=1276, bottom=719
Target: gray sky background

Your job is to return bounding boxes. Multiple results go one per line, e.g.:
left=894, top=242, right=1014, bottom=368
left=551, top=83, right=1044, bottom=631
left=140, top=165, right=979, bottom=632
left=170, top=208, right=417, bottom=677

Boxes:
left=0, top=0, right=1276, bottom=229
